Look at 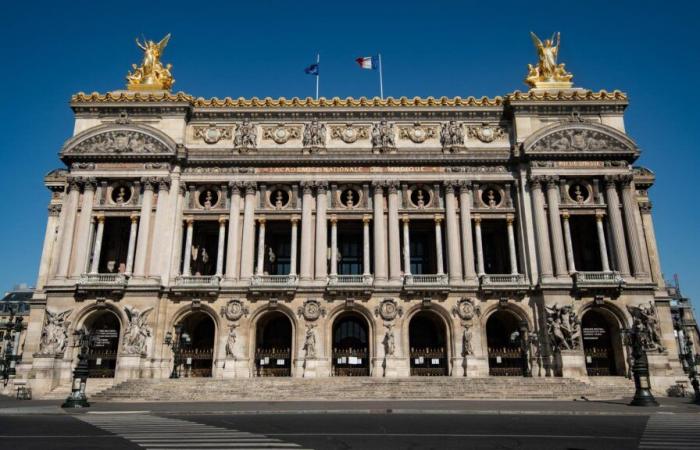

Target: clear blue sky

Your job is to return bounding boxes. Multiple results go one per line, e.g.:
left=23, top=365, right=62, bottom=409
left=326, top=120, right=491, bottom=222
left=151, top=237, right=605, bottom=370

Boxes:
left=1, top=1, right=698, bottom=308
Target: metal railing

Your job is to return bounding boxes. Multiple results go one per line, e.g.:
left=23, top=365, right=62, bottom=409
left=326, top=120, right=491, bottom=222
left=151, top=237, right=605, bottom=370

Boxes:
left=78, top=273, right=127, bottom=285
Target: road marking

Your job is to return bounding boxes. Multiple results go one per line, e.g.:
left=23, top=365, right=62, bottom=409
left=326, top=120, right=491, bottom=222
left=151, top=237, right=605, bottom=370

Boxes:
left=77, top=414, right=312, bottom=450
left=639, top=414, right=700, bottom=450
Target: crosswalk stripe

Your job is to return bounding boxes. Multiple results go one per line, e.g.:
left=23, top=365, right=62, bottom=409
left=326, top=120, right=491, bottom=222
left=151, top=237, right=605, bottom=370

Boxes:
left=77, top=413, right=309, bottom=449
left=638, top=414, right=700, bottom=450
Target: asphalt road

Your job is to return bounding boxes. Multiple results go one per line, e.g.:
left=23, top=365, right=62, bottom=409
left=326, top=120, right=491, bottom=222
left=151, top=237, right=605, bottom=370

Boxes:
left=0, top=412, right=651, bottom=450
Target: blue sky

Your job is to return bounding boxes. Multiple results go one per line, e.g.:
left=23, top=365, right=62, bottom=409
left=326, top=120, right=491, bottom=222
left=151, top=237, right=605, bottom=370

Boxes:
left=1, top=1, right=698, bottom=308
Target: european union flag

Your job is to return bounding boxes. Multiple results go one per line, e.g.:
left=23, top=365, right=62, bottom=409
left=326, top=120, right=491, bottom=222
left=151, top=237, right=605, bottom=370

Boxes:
left=304, top=63, right=319, bottom=76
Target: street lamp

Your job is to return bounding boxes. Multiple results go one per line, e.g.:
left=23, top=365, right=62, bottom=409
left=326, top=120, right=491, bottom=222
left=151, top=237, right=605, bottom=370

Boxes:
left=624, top=321, right=659, bottom=407
left=681, top=334, right=700, bottom=405
left=2, top=304, right=23, bottom=384
left=61, top=328, right=92, bottom=408
left=165, top=324, right=190, bottom=379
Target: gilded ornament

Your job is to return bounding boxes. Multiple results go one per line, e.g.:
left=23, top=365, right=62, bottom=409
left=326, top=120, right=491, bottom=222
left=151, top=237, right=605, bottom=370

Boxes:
left=525, top=32, right=573, bottom=89
left=126, top=34, right=175, bottom=91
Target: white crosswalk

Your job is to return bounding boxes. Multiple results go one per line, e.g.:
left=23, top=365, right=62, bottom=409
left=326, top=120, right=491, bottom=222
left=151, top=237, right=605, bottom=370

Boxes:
left=78, top=413, right=313, bottom=450
left=638, top=413, right=700, bottom=449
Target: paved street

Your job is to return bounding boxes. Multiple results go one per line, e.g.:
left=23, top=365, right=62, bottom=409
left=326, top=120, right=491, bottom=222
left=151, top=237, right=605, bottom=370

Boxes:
left=1, top=397, right=699, bottom=449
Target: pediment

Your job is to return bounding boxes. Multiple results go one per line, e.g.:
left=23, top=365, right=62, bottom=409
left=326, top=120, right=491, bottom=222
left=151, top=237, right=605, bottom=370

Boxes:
left=61, top=124, right=176, bottom=159
left=522, top=122, right=638, bottom=158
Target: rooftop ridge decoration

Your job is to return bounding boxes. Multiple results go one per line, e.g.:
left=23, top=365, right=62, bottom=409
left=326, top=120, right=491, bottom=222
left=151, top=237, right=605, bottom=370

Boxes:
left=71, top=90, right=627, bottom=107
left=126, top=34, right=174, bottom=91
left=525, top=32, right=573, bottom=89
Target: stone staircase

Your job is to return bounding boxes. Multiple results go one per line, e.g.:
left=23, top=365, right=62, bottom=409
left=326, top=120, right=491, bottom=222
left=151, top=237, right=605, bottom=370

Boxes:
left=40, top=379, right=116, bottom=400
left=92, top=377, right=636, bottom=402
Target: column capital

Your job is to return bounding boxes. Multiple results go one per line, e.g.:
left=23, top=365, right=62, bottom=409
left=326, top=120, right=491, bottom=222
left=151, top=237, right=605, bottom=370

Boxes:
left=178, top=183, right=187, bottom=196
left=300, top=181, right=314, bottom=195
left=218, top=215, right=228, bottom=224
left=48, top=204, right=62, bottom=217
left=257, top=216, right=266, bottom=225
left=95, top=214, right=106, bottom=224
left=130, top=213, right=139, bottom=223
left=329, top=214, right=338, bottom=224
left=544, top=175, right=560, bottom=189
left=595, top=210, right=605, bottom=221
left=155, top=177, right=171, bottom=191
left=228, top=181, right=244, bottom=194
left=315, top=181, right=329, bottom=194
left=618, top=173, right=634, bottom=187
left=639, top=201, right=652, bottom=213
left=82, top=178, right=98, bottom=192
left=185, top=216, right=194, bottom=225
left=290, top=215, right=301, bottom=224
left=473, top=214, right=481, bottom=224
left=362, top=214, right=372, bottom=224
left=434, top=214, right=444, bottom=224
left=528, top=175, right=546, bottom=189
left=443, top=180, right=458, bottom=194
left=561, top=210, right=570, bottom=220
left=506, top=214, right=515, bottom=224
left=141, top=177, right=157, bottom=191
left=243, top=181, right=257, bottom=195
left=402, top=214, right=410, bottom=224
left=458, top=180, right=472, bottom=194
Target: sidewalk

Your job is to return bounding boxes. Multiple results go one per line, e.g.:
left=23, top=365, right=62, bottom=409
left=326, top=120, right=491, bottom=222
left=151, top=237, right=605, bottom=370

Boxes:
left=1, top=393, right=699, bottom=416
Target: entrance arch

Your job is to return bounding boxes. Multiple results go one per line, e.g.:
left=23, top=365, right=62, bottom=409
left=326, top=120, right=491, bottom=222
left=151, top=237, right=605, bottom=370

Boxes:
left=486, top=310, right=526, bottom=376
left=255, top=312, right=292, bottom=377
left=408, top=311, right=448, bottom=376
left=177, top=311, right=215, bottom=377
left=581, top=309, right=626, bottom=376
left=83, top=310, right=121, bottom=378
left=332, top=313, right=370, bottom=376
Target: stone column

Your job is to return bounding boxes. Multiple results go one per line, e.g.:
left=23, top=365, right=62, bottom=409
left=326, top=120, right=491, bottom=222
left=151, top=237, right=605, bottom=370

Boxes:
left=639, top=203, right=664, bottom=286
left=149, top=178, right=170, bottom=277
left=72, top=179, right=96, bottom=276
left=474, top=215, right=485, bottom=276
left=314, top=182, right=328, bottom=280
left=125, top=214, right=138, bottom=276
left=255, top=217, right=266, bottom=276
left=239, top=182, right=257, bottom=280
left=529, top=178, right=553, bottom=279
left=35, top=204, right=61, bottom=288
left=225, top=182, right=242, bottom=280
left=56, top=179, right=81, bottom=278
left=133, top=179, right=155, bottom=277
left=160, top=168, right=181, bottom=284
left=169, top=184, right=186, bottom=279
left=561, top=211, right=575, bottom=274
left=620, top=177, right=648, bottom=278
left=444, top=182, right=463, bottom=282
left=387, top=181, right=401, bottom=281
left=458, top=182, right=477, bottom=282
left=329, top=215, right=338, bottom=279
left=362, top=215, right=371, bottom=277
left=89, top=215, right=105, bottom=274
left=545, top=177, right=567, bottom=278
left=182, top=217, right=194, bottom=276
left=402, top=215, right=411, bottom=276
left=604, top=177, right=630, bottom=277
left=290, top=216, right=299, bottom=277
left=299, top=182, right=314, bottom=281
left=595, top=211, right=611, bottom=272
left=434, top=215, right=445, bottom=275
left=215, top=216, right=227, bottom=277
left=506, top=215, right=518, bottom=275
left=372, top=182, right=388, bottom=281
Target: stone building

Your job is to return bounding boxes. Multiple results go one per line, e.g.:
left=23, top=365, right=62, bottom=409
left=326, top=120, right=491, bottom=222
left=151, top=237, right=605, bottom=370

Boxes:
left=11, top=35, right=695, bottom=398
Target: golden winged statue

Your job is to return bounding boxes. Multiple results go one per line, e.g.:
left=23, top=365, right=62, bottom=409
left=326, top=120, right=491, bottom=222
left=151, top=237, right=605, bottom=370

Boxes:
left=525, top=31, right=573, bottom=89
left=126, top=33, right=175, bottom=91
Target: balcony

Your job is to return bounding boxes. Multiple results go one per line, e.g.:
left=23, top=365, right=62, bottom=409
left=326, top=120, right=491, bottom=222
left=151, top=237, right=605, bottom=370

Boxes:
left=76, top=273, right=127, bottom=298
left=480, top=274, right=529, bottom=295
left=171, top=275, right=221, bottom=296
left=574, top=271, right=624, bottom=293
left=327, top=274, right=374, bottom=296
left=403, top=273, right=449, bottom=295
left=249, top=274, right=298, bottom=296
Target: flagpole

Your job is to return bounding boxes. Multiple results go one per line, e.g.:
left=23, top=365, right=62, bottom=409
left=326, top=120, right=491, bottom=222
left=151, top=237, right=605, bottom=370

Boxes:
left=315, top=53, right=320, bottom=100
left=378, top=53, right=384, bottom=100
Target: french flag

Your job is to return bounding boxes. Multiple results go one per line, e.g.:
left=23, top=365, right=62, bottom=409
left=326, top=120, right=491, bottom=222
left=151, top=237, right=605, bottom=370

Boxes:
left=355, top=55, right=379, bottom=70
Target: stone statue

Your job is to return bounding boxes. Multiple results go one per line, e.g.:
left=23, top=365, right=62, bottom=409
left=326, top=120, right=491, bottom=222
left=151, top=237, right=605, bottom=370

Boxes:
left=371, top=120, right=395, bottom=151
left=303, top=120, right=326, bottom=148
left=38, top=309, right=72, bottom=355
left=545, top=304, right=580, bottom=351
left=126, top=34, right=174, bottom=90
left=627, top=302, right=666, bottom=352
left=461, top=323, right=473, bottom=356
left=440, top=120, right=464, bottom=150
left=115, top=187, right=127, bottom=204
left=234, top=121, right=257, bottom=151
left=303, top=324, right=316, bottom=358
left=203, top=191, right=213, bottom=208
left=225, top=324, right=237, bottom=358
left=122, top=306, right=153, bottom=355
left=382, top=323, right=395, bottom=356
left=525, top=32, right=573, bottom=88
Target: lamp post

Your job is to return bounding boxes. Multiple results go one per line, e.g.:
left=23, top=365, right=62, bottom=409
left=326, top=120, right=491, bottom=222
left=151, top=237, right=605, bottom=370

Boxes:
left=165, top=324, right=190, bottom=379
left=2, top=305, right=23, bottom=384
left=682, top=334, right=700, bottom=405
left=625, top=320, right=659, bottom=407
left=62, top=328, right=92, bottom=408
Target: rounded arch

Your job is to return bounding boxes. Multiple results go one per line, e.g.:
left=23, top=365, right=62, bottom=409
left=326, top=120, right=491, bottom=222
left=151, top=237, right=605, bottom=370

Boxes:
left=72, top=302, right=127, bottom=333
left=522, top=122, right=638, bottom=156
left=169, top=303, right=222, bottom=333
left=60, top=123, right=177, bottom=156
left=329, top=306, right=373, bottom=376
left=405, top=306, right=451, bottom=376
left=485, top=308, right=528, bottom=376
left=579, top=304, right=627, bottom=377
left=251, top=306, right=296, bottom=377
left=72, top=305, right=124, bottom=379
left=480, top=302, right=533, bottom=332
left=171, top=308, right=217, bottom=378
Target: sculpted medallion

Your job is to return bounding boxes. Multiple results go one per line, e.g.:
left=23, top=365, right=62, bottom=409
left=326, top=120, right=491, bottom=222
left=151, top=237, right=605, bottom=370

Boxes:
left=263, top=124, right=301, bottom=144
left=330, top=124, right=369, bottom=144
left=467, top=124, right=506, bottom=143
left=194, top=125, right=232, bottom=144
left=298, top=299, right=325, bottom=321
left=398, top=123, right=436, bottom=144
left=452, top=298, right=481, bottom=321
left=221, top=299, right=249, bottom=322
left=375, top=298, right=403, bottom=321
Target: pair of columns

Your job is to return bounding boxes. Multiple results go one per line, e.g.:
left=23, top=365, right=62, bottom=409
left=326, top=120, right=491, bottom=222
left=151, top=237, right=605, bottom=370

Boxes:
left=560, top=210, right=611, bottom=273
left=181, top=216, right=227, bottom=277
left=472, top=215, right=519, bottom=276
left=401, top=214, right=446, bottom=277
left=86, top=214, right=139, bottom=275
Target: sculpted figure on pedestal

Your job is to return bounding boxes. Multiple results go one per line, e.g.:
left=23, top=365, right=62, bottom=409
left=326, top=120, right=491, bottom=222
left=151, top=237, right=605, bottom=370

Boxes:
left=126, top=34, right=174, bottom=90
left=38, top=309, right=72, bottom=355
left=525, top=31, right=573, bottom=88
left=122, top=306, right=153, bottom=355
left=627, top=302, right=666, bottom=352
left=234, top=121, right=257, bottom=151
left=545, top=304, right=580, bottom=351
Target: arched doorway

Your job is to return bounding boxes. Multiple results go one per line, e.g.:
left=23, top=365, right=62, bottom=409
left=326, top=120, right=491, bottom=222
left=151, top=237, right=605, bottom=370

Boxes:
left=255, top=312, right=292, bottom=377
left=177, top=311, right=215, bottom=377
left=486, top=310, right=526, bottom=376
left=84, top=310, right=120, bottom=378
left=409, top=311, right=448, bottom=376
left=581, top=309, right=625, bottom=376
left=332, top=313, right=370, bottom=376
